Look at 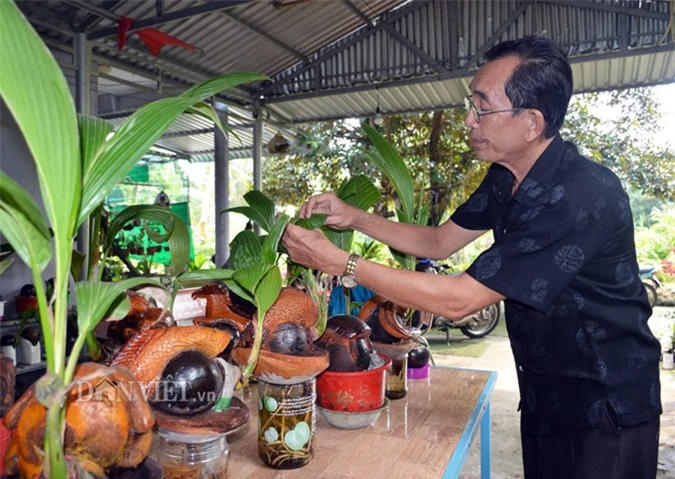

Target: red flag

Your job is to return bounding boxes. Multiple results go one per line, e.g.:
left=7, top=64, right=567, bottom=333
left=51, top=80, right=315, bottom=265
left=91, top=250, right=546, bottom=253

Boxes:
left=117, top=16, right=135, bottom=50
left=136, top=28, right=196, bottom=57
left=117, top=16, right=196, bottom=57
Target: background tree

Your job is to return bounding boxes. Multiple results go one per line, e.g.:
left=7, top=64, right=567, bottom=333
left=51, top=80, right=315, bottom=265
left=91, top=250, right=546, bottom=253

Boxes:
left=263, top=86, right=673, bottom=219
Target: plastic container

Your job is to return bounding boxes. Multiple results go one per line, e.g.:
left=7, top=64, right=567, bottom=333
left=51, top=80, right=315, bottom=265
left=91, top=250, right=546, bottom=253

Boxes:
left=18, top=337, right=41, bottom=365
left=316, top=352, right=391, bottom=412
left=318, top=397, right=389, bottom=429
left=154, top=429, right=229, bottom=479
left=258, top=378, right=316, bottom=469
left=407, top=362, right=431, bottom=379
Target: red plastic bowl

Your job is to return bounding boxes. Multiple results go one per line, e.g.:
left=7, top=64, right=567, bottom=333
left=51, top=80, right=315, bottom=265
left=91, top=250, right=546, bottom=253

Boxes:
left=316, top=352, right=391, bottom=412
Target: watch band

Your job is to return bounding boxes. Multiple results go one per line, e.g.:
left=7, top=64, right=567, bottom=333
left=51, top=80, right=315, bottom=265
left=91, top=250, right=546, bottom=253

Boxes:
left=340, top=253, right=360, bottom=288
left=344, top=253, right=359, bottom=278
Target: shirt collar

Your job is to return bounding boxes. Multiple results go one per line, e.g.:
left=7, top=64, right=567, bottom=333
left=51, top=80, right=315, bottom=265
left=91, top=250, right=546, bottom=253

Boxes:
left=512, top=135, right=567, bottom=205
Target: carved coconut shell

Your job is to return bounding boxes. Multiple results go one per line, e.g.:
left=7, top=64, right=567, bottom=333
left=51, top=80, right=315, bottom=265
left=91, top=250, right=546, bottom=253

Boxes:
left=231, top=347, right=329, bottom=385
left=317, top=315, right=373, bottom=372
left=153, top=396, right=249, bottom=435
left=191, top=282, right=252, bottom=331
left=110, top=326, right=231, bottom=397
left=262, top=287, right=319, bottom=335
left=358, top=296, right=412, bottom=343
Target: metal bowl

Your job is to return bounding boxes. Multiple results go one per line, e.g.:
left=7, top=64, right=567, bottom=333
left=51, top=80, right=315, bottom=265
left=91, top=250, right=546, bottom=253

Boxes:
left=317, top=398, right=389, bottom=429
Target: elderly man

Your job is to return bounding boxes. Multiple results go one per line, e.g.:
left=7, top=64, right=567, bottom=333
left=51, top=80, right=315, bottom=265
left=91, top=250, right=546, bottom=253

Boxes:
left=282, top=36, right=662, bottom=478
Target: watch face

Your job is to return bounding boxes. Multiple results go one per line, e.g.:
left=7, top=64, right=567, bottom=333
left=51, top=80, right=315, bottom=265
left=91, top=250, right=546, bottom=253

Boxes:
left=340, top=275, right=357, bottom=289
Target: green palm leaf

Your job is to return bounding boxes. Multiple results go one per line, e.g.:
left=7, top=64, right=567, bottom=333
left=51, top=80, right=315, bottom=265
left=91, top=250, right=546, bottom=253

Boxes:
left=79, top=73, right=267, bottom=225
left=0, top=209, right=51, bottom=273
left=106, top=205, right=191, bottom=276
left=0, top=1, right=80, bottom=250
left=255, top=267, right=282, bottom=315
left=362, top=124, right=416, bottom=221
left=230, top=230, right=263, bottom=270
left=223, top=190, right=276, bottom=232
left=0, top=174, right=52, bottom=272
left=0, top=173, right=51, bottom=239
left=175, top=269, right=235, bottom=289
left=79, top=116, right=114, bottom=174
left=324, top=174, right=380, bottom=252
left=75, top=278, right=164, bottom=334
left=181, top=72, right=267, bottom=99
left=261, top=214, right=290, bottom=264
left=233, top=263, right=274, bottom=297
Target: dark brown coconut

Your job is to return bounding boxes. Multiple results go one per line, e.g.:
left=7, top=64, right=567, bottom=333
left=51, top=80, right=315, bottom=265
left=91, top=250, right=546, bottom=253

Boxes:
left=317, top=315, right=374, bottom=372
left=358, top=296, right=412, bottom=344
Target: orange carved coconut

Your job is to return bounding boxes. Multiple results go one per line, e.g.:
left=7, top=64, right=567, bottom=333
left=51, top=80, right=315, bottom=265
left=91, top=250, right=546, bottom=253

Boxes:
left=231, top=286, right=328, bottom=384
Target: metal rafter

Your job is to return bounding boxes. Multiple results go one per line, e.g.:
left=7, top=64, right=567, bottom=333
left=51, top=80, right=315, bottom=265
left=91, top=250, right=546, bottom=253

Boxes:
left=259, top=0, right=433, bottom=96
left=219, top=10, right=307, bottom=62
left=342, top=0, right=449, bottom=74
left=79, top=0, right=122, bottom=31
left=88, top=0, right=253, bottom=40
left=552, top=0, right=669, bottom=20
left=461, top=0, right=534, bottom=71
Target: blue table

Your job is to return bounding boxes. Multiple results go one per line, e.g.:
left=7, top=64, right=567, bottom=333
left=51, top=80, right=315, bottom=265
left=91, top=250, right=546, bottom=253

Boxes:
left=228, top=366, right=498, bottom=478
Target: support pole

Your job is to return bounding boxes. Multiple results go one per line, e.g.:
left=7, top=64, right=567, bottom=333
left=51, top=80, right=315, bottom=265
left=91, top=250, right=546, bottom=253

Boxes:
left=252, top=107, right=264, bottom=193
left=214, top=104, right=230, bottom=268
left=75, top=32, right=91, bottom=279
left=252, top=108, right=264, bottom=235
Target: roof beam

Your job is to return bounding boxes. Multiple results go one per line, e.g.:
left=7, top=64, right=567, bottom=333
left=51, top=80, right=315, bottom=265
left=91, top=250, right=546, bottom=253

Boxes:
left=260, top=0, right=432, bottom=96
left=88, top=0, right=252, bottom=40
left=219, top=10, right=307, bottom=62
left=342, top=0, right=449, bottom=74
left=461, top=0, right=533, bottom=71
left=546, top=0, right=669, bottom=21
left=79, top=0, right=122, bottom=31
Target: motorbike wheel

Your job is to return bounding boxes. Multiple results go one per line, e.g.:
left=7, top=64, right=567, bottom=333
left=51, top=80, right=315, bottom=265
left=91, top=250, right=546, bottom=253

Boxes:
left=643, top=282, right=658, bottom=307
left=460, top=303, right=501, bottom=339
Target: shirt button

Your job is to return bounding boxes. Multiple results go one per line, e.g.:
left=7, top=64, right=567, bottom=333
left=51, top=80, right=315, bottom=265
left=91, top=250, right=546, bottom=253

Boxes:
left=518, top=365, right=523, bottom=372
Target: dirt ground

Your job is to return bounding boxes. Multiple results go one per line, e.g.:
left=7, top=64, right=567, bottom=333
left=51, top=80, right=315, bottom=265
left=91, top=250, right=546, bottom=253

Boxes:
left=431, top=306, right=675, bottom=479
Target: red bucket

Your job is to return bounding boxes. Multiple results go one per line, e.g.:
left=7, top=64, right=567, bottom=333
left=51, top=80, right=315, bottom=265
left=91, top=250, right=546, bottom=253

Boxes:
left=316, top=352, right=391, bottom=412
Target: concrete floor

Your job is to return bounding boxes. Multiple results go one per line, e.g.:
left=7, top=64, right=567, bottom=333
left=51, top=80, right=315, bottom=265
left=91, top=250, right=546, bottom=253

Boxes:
left=431, top=306, right=675, bottom=479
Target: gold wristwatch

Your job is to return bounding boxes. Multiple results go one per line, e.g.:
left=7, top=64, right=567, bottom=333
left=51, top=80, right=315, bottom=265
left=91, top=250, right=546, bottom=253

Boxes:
left=339, top=253, right=360, bottom=289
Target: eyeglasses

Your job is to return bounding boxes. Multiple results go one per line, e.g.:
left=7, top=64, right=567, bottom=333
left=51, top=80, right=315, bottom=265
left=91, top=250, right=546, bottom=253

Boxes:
left=464, top=95, right=523, bottom=123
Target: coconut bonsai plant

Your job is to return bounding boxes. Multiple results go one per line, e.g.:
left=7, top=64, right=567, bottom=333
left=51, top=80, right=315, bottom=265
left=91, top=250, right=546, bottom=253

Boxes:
left=0, top=1, right=266, bottom=476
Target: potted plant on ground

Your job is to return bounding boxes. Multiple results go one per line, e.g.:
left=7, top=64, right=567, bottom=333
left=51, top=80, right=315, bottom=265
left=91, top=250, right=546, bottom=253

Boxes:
left=0, top=2, right=266, bottom=476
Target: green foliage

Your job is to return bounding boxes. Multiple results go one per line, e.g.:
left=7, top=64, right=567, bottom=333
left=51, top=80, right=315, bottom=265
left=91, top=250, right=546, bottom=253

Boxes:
left=262, top=121, right=382, bottom=206
left=561, top=89, right=675, bottom=201
left=361, top=125, right=428, bottom=270
left=635, top=204, right=675, bottom=287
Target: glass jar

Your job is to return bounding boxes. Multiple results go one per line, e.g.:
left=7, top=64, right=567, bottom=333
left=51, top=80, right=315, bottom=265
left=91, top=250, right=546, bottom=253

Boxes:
left=154, top=429, right=229, bottom=479
left=385, top=353, right=408, bottom=400
left=258, top=378, right=315, bottom=469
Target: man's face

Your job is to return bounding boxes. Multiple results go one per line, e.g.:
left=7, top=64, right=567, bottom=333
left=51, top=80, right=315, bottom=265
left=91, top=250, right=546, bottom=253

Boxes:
left=465, top=55, right=530, bottom=165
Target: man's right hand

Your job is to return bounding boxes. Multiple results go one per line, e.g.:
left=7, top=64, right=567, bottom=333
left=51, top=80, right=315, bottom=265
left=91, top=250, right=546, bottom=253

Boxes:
left=299, top=192, right=361, bottom=230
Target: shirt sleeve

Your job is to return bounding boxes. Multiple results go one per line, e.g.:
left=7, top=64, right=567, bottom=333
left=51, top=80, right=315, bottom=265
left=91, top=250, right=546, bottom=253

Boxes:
left=465, top=193, right=622, bottom=312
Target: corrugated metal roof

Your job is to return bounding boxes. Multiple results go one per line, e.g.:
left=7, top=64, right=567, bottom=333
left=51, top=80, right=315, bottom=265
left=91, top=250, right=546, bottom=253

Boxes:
left=20, top=0, right=675, bottom=161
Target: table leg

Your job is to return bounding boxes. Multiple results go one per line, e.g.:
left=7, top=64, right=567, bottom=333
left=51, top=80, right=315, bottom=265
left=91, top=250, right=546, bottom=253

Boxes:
left=480, top=402, right=491, bottom=479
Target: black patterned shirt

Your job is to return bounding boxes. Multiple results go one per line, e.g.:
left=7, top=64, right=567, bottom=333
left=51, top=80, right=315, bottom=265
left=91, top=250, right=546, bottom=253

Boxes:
left=451, top=135, right=662, bottom=435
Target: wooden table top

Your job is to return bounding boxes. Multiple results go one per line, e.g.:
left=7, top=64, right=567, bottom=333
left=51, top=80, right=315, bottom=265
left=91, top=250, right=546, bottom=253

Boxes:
left=226, top=366, right=496, bottom=479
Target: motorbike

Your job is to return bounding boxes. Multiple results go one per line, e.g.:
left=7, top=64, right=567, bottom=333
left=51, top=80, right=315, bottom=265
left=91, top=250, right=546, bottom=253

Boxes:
left=639, top=264, right=662, bottom=307
left=412, top=259, right=502, bottom=343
